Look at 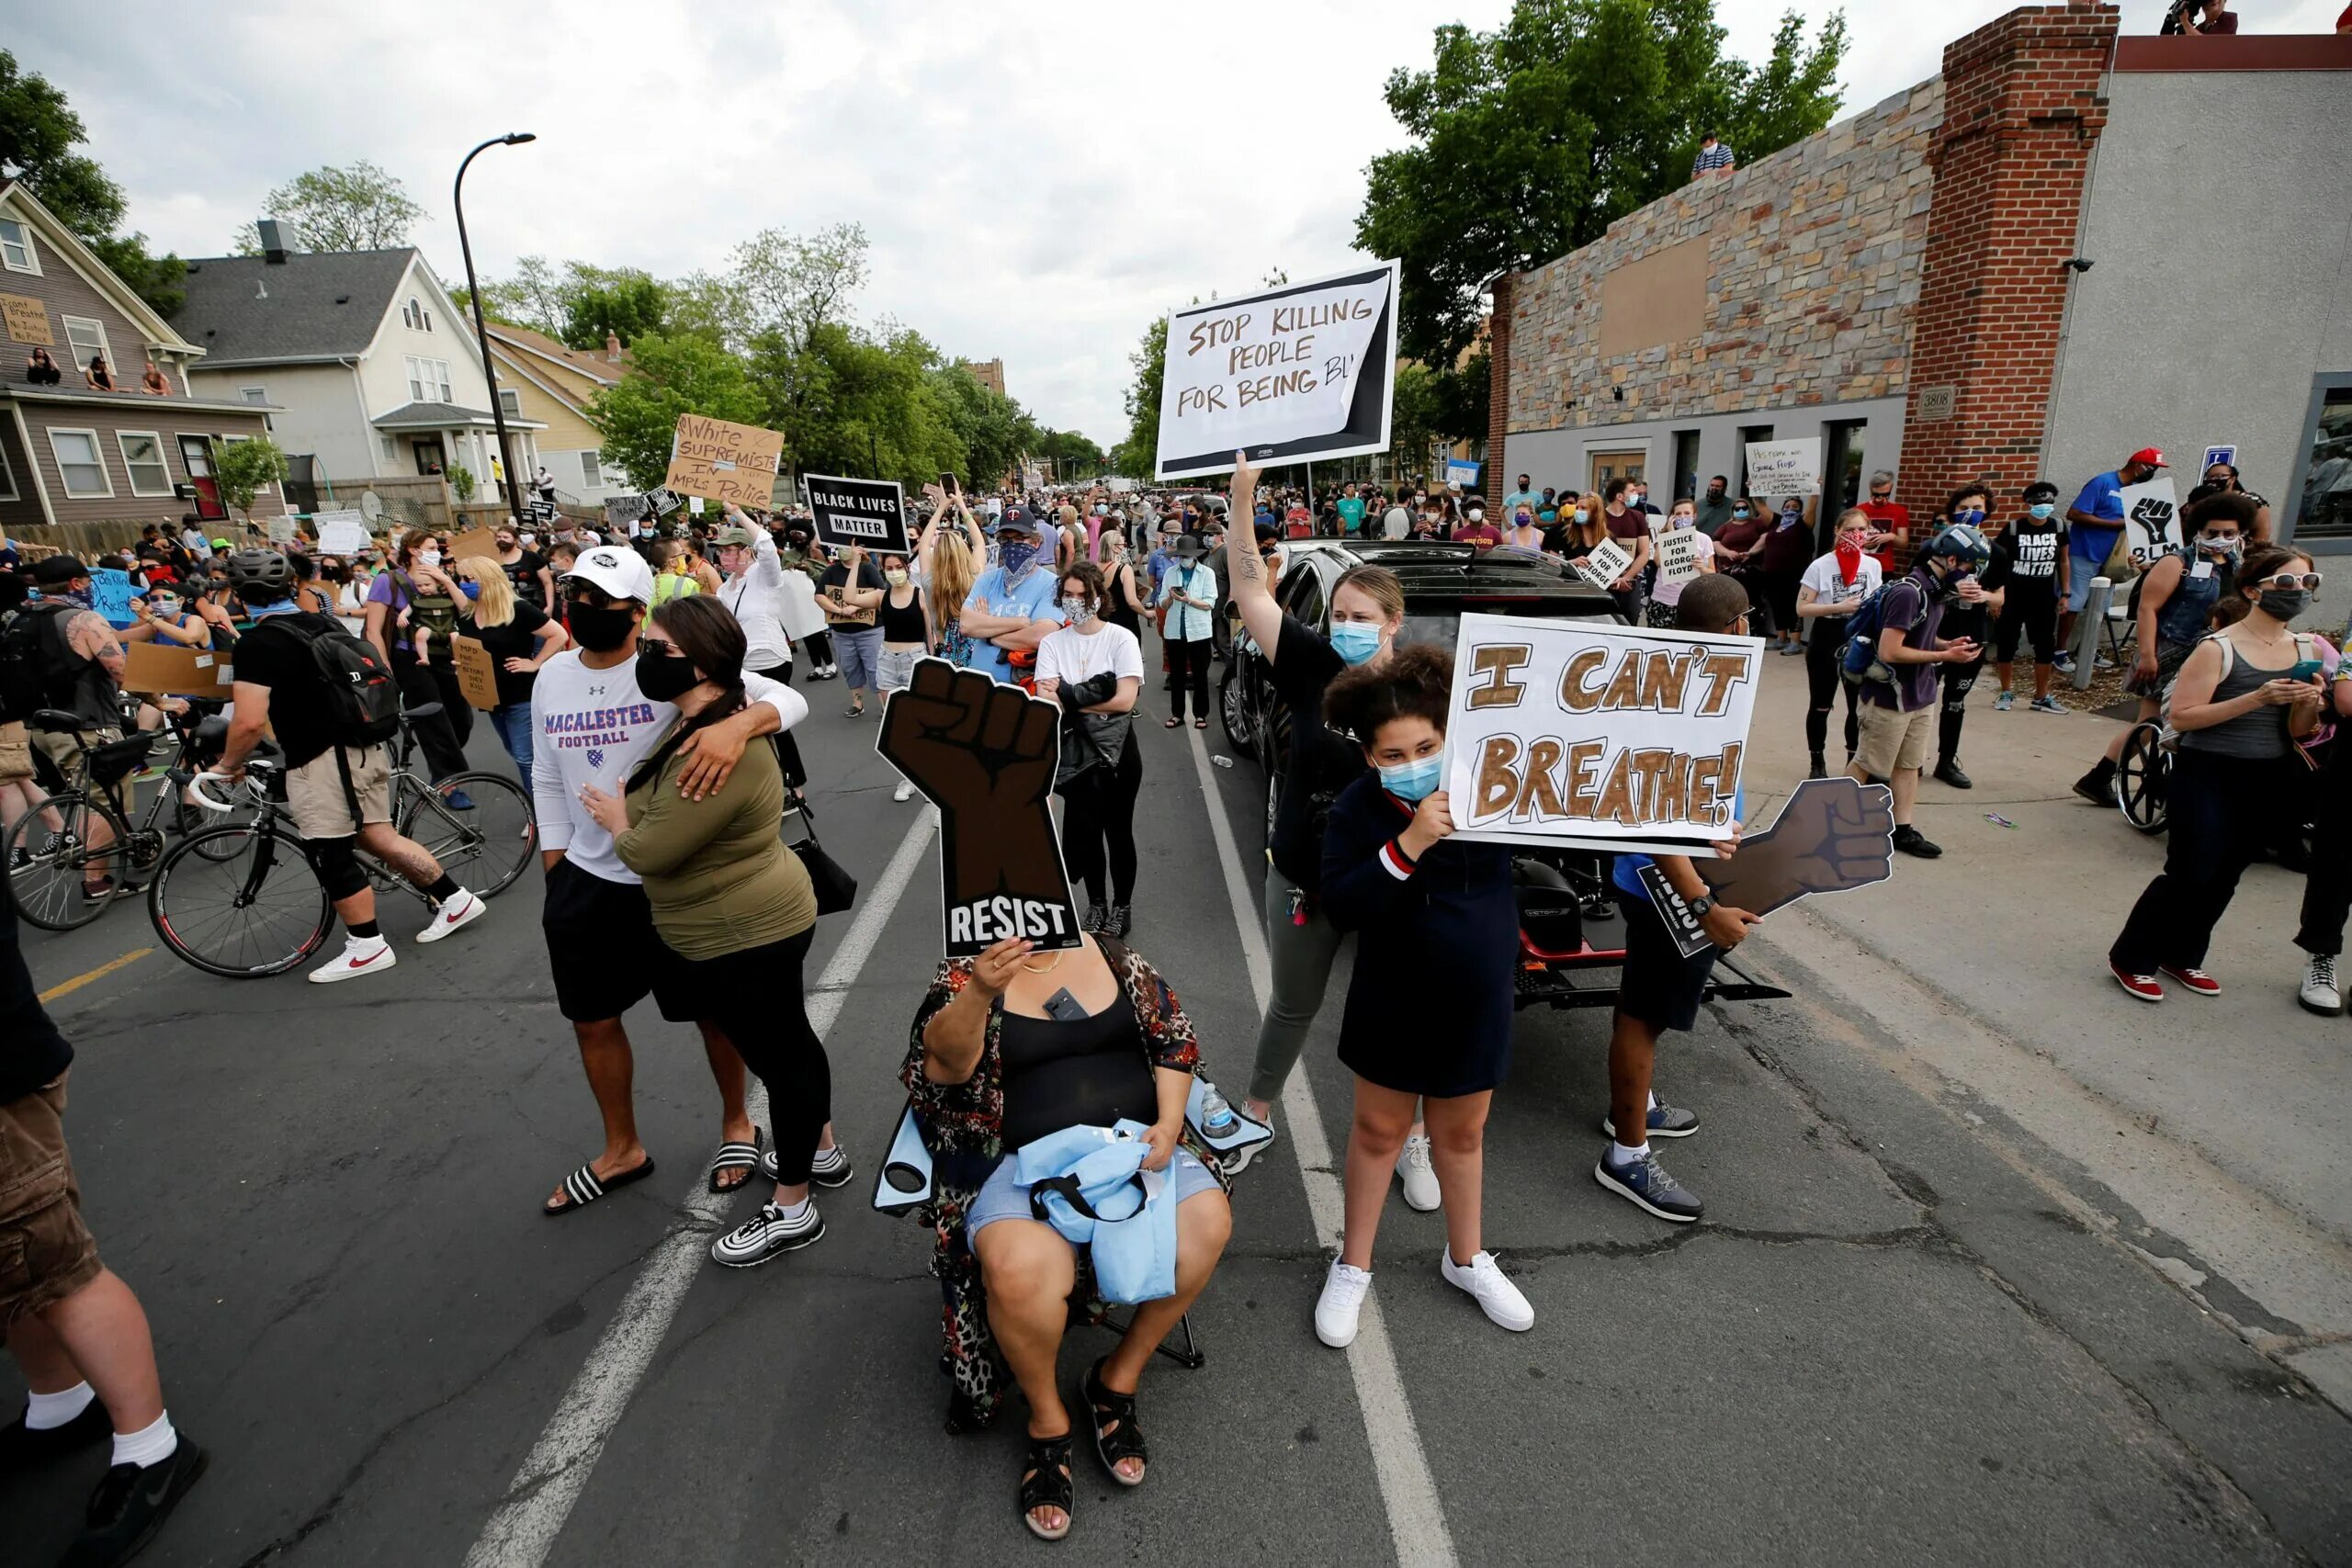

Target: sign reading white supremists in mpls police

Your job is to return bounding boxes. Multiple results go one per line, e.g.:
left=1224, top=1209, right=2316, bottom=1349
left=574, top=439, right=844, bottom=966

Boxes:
left=1154, top=260, right=1401, bottom=481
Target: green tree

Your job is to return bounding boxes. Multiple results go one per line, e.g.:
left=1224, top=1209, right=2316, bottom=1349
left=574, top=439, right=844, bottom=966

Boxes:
left=559, top=265, right=668, bottom=349
left=209, top=435, right=290, bottom=525
left=1113, top=315, right=1168, bottom=479
left=232, top=161, right=424, bottom=254
left=588, top=331, right=764, bottom=490
left=0, top=51, right=186, bottom=318
left=1357, top=0, right=1846, bottom=380
left=463, top=254, right=567, bottom=335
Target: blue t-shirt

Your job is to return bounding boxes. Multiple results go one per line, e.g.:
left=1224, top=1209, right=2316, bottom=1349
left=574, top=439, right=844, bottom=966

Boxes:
left=1611, top=788, right=1747, bottom=900
left=2069, top=471, right=2125, bottom=560
left=963, top=562, right=1062, bottom=682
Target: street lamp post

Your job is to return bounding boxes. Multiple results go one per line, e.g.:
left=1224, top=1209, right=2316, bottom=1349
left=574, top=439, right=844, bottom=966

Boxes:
left=454, top=131, right=536, bottom=532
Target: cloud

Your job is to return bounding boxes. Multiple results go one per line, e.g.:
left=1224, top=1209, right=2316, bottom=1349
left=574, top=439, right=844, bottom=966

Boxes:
left=20, top=0, right=2342, bottom=446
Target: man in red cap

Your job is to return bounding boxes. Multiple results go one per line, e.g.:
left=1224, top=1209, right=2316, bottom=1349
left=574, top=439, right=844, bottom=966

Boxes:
left=2056, top=446, right=2167, bottom=671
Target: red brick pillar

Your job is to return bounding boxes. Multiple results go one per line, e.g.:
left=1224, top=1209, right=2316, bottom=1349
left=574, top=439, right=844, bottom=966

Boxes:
left=1485, top=272, right=1516, bottom=513
left=1899, top=1, right=2116, bottom=540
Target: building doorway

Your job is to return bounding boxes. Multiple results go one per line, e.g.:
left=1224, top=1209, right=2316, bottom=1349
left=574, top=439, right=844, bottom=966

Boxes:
left=1822, top=420, right=1869, bottom=548
left=1669, top=430, right=1702, bottom=502
left=1588, top=449, right=1645, bottom=496
left=176, top=435, right=226, bottom=520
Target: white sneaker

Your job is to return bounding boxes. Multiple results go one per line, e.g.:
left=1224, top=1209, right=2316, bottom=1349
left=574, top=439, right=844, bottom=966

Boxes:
left=1315, top=1259, right=1372, bottom=1348
left=710, top=1199, right=825, bottom=1267
left=415, top=888, right=486, bottom=943
left=1395, top=1134, right=1441, bottom=1212
left=1441, top=1249, right=1535, bottom=1332
left=892, top=778, right=914, bottom=802
left=2301, top=953, right=2344, bottom=1017
left=310, top=934, right=396, bottom=983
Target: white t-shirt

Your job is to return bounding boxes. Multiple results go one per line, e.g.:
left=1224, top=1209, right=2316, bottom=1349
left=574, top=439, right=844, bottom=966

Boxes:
left=1648, top=527, right=1717, bottom=606
left=1035, top=619, right=1144, bottom=689
left=1798, top=551, right=1884, bottom=611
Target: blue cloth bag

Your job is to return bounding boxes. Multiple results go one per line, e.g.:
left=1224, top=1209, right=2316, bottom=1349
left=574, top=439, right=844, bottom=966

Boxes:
left=1012, top=1121, right=1178, bottom=1304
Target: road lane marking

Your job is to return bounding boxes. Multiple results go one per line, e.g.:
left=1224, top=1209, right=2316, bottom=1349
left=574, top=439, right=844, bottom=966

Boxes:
left=1184, top=726, right=1458, bottom=1568
left=465, top=807, right=939, bottom=1568
left=39, top=946, right=153, bottom=1004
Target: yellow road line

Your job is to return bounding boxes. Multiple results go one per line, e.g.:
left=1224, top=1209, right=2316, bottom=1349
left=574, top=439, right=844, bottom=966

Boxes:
left=39, top=946, right=153, bottom=1004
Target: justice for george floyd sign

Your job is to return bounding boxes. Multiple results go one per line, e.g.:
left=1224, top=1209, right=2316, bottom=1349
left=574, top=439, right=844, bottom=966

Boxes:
left=1155, top=260, right=1401, bottom=481
left=805, top=473, right=912, bottom=554
left=1443, top=613, right=1761, bottom=857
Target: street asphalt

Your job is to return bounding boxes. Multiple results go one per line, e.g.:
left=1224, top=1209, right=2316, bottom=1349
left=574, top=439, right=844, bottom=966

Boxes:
left=6, top=673, right=2348, bottom=1567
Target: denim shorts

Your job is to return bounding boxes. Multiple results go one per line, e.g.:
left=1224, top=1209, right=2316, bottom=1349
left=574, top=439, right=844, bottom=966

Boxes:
left=833, top=626, right=884, bottom=689
left=876, top=647, right=922, bottom=693
left=966, top=1145, right=1220, bottom=1239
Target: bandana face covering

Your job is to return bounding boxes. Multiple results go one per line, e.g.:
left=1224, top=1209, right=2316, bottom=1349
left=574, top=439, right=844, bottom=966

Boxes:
left=1836, top=536, right=1863, bottom=585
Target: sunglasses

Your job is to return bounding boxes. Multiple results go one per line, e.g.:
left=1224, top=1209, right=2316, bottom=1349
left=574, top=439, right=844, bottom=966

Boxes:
left=637, top=636, right=684, bottom=659
left=2257, top=572, right=2323, bottom=592
left=562, top=581, right=618, bottom=608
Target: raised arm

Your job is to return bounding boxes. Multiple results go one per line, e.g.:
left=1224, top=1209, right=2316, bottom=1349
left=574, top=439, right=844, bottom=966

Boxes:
left=1226, top=453, right=1283, bottom=654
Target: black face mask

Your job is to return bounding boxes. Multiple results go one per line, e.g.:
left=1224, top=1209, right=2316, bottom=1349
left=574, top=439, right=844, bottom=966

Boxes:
left=636, top=651, right=701, bottom=703
left=570, top=604, right=635, bottom=652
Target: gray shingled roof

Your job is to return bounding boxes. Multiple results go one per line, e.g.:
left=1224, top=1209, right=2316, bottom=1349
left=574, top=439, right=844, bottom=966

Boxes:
left=175, top=249, right=420, bottom=365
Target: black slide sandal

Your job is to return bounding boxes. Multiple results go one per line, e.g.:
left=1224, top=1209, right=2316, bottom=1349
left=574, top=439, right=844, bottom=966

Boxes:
left=542, top=1156, right=656, bottom=1217
left=1081, top=1358, right=1148, bottom=1486
left=707, top=1129, right=765, bottom=1194
left=1019, top=1432, right=1075, bottom=1541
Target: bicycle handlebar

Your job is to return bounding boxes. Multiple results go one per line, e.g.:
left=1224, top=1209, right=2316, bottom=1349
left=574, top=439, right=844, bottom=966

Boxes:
left=187, top=766, right=269, bottom=814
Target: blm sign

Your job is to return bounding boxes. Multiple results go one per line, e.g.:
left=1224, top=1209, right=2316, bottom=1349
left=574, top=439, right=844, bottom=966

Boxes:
left=805, top=473, right=912, bottom=554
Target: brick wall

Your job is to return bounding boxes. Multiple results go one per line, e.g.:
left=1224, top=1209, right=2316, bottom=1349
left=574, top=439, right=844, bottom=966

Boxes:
left=1897, top=1, right=2117, bottom=532
left=1485, top=273, right=1514, bottom=513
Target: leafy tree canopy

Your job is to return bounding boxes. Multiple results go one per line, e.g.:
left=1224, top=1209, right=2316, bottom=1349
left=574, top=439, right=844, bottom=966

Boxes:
left=233, top=161, right=424, bottom=254
left=0, top=50, right=187, bottom=317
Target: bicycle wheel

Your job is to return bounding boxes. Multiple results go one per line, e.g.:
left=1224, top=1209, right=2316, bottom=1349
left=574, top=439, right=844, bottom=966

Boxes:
left=148, top=824, right=334, bottom=978
left=396, top=771, right=537, bottom=897
left=4, top=794, right=124, bottom=931
left=2115, top=722, right=2169, bottom=836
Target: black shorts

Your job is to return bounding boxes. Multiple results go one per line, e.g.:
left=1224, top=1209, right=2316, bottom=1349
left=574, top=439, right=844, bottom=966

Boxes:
left=1614, top=894, right=1720, bottom=1034
left=541, top=857, right=697, bottom=1023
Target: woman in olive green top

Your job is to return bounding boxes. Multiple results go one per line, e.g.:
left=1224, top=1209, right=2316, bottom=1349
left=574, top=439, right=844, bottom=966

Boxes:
left=579, top=595, right=848, bottom=1269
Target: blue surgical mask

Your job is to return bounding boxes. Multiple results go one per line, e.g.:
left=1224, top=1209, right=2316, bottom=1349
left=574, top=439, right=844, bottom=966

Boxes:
left=1329, top=620, right=1384, bottom=666
left=1379, top=755, right=1442, bottom=802
left=2029, top=502, right=2056, bottom=520
left=1733, top=507, right=1751, bottom=520
left=459, top=580, right=481, bottom=600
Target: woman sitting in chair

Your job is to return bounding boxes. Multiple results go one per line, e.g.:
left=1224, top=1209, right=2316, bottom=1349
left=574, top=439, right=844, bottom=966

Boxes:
left=906, top=930, right=1233, bottom=1543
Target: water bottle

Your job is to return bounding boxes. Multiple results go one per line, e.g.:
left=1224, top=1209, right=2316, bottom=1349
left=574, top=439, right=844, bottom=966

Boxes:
left=1199, top=1083, right=1237, bottom=1139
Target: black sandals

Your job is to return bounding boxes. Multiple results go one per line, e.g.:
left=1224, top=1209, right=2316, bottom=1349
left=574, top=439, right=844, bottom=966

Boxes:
left=1019, top=1431, right=1075, bottom=1541
left=541, top=1156, right=656, bottom=1217
left=1080, top=1358, right=1148, bottom=1487
left=707, top=1129, right=766, bottom=1194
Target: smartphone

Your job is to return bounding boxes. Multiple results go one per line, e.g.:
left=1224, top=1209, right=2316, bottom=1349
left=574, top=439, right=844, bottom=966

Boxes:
left=939, top=472, right=959, bottom=495
left=2287, top=660, right=2325, bottom=683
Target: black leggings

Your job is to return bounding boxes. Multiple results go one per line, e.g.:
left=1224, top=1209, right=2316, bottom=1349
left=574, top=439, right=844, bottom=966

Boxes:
left=1996, top=581, right=2059, bottom=664
left=1058, top=736, right=1142, bottom=906
left=800, top=629, right=834, bottom=671
left=1804, top=616, right=1860, bottom=759
left=393, top=655, right=471, bottom=781
left=1166, top=637, right=1212, bottom=720
left=1939, top=656, right=1984, bottom=766
left=750, top=663, right=808, bottom=790
left=691, top=927, right=831, bottom=1185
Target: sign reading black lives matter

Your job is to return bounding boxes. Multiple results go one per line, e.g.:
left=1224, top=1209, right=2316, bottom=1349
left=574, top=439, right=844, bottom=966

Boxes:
left=805, top=472, right=913, bottom=554
left=876, top=659, right=1084, bottom=958
left=1155, top=259, right=1401, bottom=481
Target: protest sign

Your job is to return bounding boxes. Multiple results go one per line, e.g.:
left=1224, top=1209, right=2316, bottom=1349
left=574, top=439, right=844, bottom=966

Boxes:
left=1156, top=260, right=1401, bottom=481
left=265, top=513, right=295, bottom=546
left=2119, top=477, right=2181, bottom=570
left=121, top=643, right=234, bottom=699
left=1569, top=537, right=1633, bottom=591
left=1445, top=458, right=1480, bottom=491
left=603, top=493, right=648, bottom=529
left=448, top=527, right=502, bottom=563
left=1742, top=439, right=1822, bottom=498
left=1637, top=776, right=1896, bottom=957
left=1443, top=612, right=1760, bottom=856
left=89, top=567, right=135, bottom=629
left=1657, top=528, right=1703, bottom=586
left=663, top=414, right=784, bottom=508
left=1, top=293, right=51, bottom=345
left=804, top=473, right=911, bottom=554
left=449, top=635, right=501, bottom=710
left=876, top=659, right=1083, bottom=957
left=647, top=487, right=683, bottom=517
left=314, top=510, right=369, bottom=556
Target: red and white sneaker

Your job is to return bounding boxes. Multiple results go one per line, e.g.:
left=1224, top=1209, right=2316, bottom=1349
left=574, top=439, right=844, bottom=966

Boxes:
left=310, top=935, right=397, bottom=984
left=415, top=889, right=486, bottom=944
left=2109, top=963, right=2164, bottom=1003
left=2159, top=964, right=2221, bottom=998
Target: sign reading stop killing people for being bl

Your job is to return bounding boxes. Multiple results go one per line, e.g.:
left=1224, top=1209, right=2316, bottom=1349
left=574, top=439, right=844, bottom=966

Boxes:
left=1444, top=612, right=1761, bottom=858
left=804, top=473, right=912, bottom=554
left=1155, top=260, right=1401, bottom=481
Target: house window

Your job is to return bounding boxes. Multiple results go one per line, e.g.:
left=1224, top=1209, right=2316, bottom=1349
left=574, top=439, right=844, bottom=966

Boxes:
left=118, top=431, right=172, bottom=496
left=405, top=355, right=452, bottom=404
left=0, top=218, right=36, bottom=275
left=580, top=449, right=603, bottom=489
left=381, top=436, right=399, bottom=463
left=401, top=298, right=435, bottom=333
left=49, top=428, right=113, bottom=498
left=62, top=315, right=113, bottom=372
left=241, top=387, right=267, bottom=405
left=498, top=388, right=521, bottom=418
left=0, top=441, right=16, bottom=501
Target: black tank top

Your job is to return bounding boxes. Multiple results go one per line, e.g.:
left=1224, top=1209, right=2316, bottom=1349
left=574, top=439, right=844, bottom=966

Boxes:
left=1102, top=563, right=1142, bottom=637
left=997, top=990, right=1151, bottom=1150
left=879, top=585, right=927, bottom=643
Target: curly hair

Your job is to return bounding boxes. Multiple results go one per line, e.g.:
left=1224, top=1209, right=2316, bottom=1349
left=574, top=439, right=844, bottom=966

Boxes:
left=1324, top=643, right=1453, bottom=747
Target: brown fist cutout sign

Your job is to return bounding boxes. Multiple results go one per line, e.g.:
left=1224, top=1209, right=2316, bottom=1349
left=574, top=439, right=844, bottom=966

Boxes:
left=1700, top=776, right=1896, bottom=918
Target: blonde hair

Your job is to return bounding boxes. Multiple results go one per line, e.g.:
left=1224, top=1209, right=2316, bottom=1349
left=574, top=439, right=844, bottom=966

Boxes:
left=1332, top=565, right=1405, bottom=623
left=928, top=529, right=978, bottom=642
left=458, top=557, right=516, bottom=626
left=1834, top=506, right=1872, bottom=536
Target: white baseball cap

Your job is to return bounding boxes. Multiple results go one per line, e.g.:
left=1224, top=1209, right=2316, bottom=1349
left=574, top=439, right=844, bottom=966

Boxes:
left=560, top=544, right=655, bottom=604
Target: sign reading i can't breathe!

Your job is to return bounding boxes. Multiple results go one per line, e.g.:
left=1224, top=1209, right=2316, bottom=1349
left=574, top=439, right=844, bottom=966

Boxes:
left=663, top=414, right=784, bottom=508
left=805, top=473, right=912, bottom=554
left=1155, top=260, right=1400, bottom=481
left=1443, top=612, right=1761, bottom=857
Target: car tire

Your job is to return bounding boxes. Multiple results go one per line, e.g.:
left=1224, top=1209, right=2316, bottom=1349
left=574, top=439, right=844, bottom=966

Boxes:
left=1219, top=667, right=1255, bottom=761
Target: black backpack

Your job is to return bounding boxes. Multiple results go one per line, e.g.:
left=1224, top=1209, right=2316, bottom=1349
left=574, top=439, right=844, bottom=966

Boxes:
left=274, top=615, right=401, bottom=748
left=0, top=601, right=81, bottom=724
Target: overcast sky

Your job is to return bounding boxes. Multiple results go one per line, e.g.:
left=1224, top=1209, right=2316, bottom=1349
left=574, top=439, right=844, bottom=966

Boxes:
left=14, top=1, right=2341, bottom=445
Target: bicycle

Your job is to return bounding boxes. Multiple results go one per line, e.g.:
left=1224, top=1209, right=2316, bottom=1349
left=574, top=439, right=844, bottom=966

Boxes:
left=4, top=704, right=251, bottom=931
left=146, top=703, right=536, bottom=977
